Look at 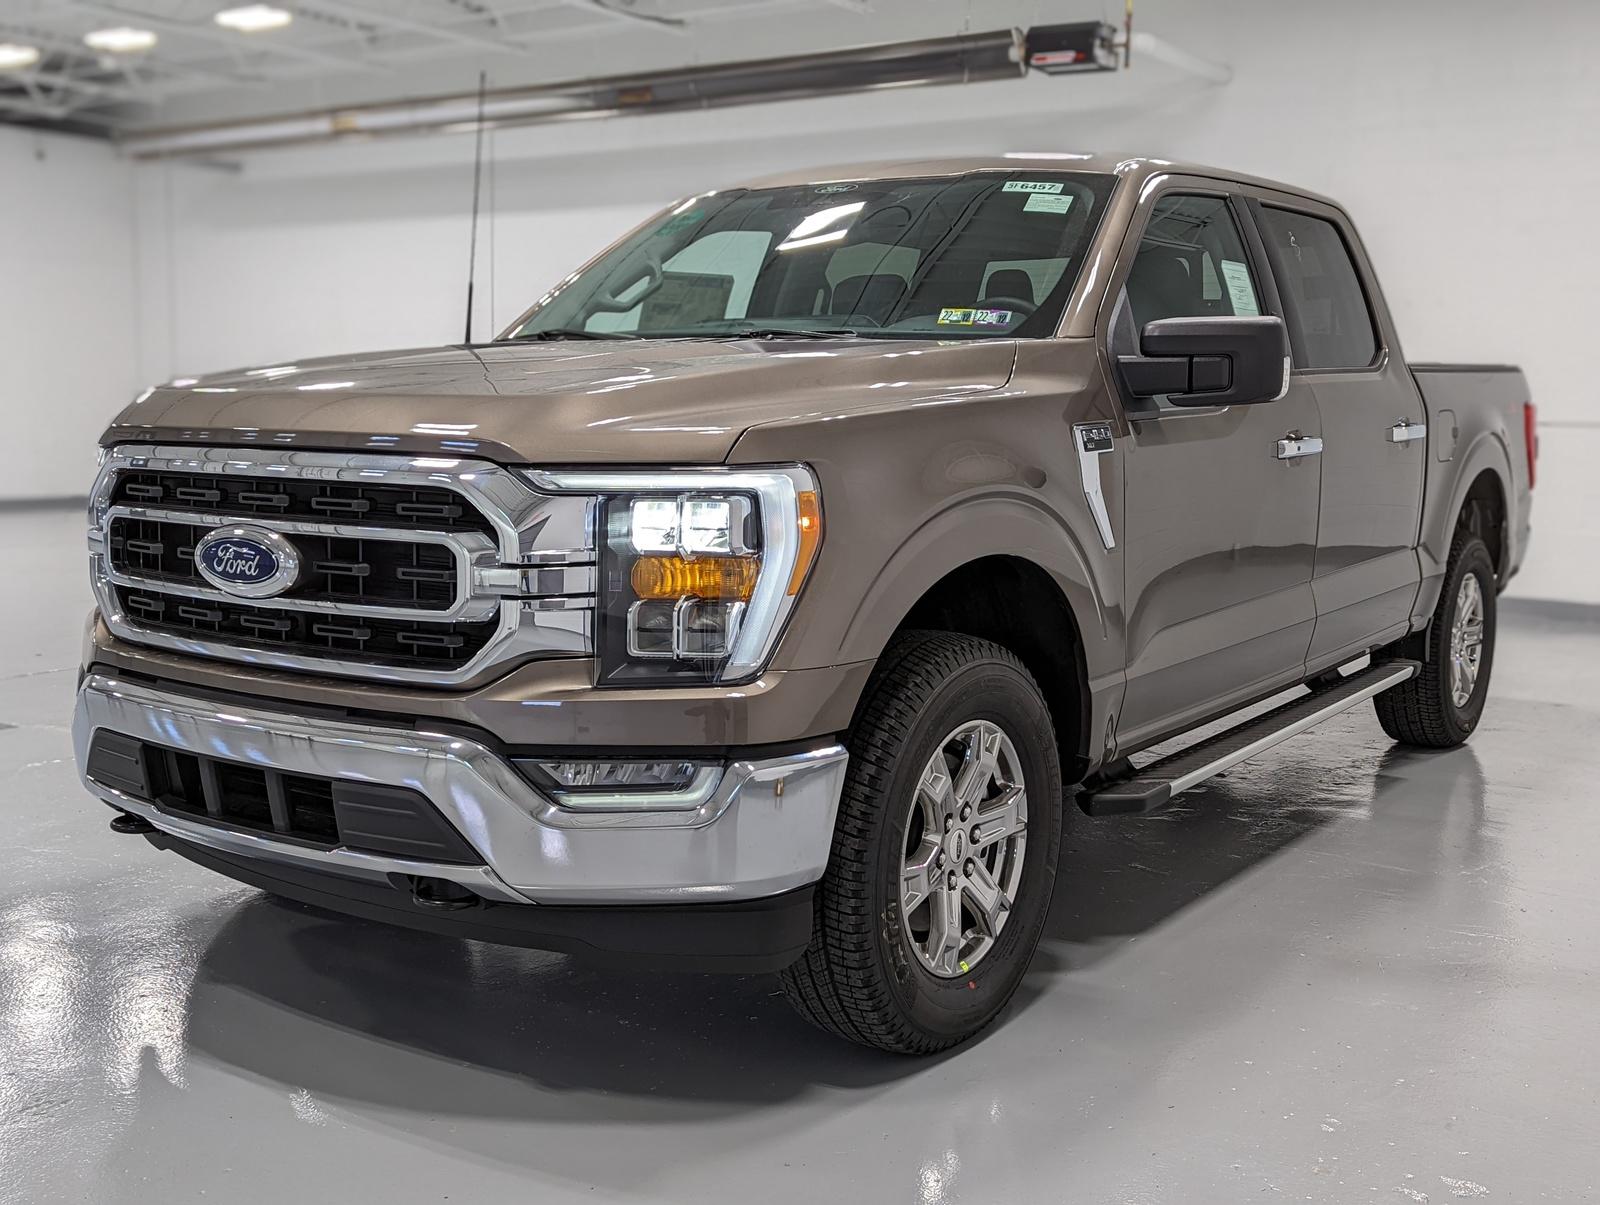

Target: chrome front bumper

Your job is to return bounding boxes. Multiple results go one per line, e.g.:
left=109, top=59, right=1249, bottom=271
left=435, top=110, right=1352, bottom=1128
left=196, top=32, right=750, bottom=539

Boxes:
left=73, top=672, right=848, bottom=906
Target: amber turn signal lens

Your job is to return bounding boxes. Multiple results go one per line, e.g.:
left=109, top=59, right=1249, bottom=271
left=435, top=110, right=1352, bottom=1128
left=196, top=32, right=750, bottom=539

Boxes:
left=787, top=490, right=822, bottom=595
left=631, top=554, right=759, bottom=601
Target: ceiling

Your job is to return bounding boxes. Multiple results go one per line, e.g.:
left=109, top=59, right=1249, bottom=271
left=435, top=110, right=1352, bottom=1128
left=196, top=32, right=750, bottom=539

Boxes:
left=0, top=0, right=1058, bottom=135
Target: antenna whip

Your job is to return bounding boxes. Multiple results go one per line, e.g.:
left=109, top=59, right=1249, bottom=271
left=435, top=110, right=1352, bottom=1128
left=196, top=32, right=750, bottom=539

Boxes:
left=464, top=69, right=488, bottom=344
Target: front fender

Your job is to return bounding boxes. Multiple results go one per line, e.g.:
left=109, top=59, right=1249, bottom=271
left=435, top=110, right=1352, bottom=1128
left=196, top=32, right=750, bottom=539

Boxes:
left=835, top=490, right=1113, bottom=669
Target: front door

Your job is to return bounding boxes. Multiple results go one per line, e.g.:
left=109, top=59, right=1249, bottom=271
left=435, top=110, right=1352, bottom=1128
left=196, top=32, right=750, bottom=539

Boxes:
left=1107, top=184, right=1322, bottom=752
left=1250, top=197, right=1427, bottom=670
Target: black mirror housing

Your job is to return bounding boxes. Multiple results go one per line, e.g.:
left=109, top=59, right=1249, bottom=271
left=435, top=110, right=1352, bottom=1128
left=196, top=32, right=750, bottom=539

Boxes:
left=1117, top=315, right=1290, bottom=407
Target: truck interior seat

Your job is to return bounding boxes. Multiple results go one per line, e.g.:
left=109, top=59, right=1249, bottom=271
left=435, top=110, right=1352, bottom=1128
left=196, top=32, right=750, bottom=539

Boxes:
left=1128, top=249, right=1199, bottom=326
left=829, top=273, right=908, bottom=322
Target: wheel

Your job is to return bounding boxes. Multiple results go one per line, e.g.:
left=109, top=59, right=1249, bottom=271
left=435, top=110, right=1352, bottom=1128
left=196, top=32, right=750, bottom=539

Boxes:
left=779, top=631, right=1063, bottom=1053
left=1374, top=531, right=1496, bottom=747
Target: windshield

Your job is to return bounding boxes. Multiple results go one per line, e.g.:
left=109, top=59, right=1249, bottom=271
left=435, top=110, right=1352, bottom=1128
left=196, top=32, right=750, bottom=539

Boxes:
left=504, top=171, right=1117, bottom=342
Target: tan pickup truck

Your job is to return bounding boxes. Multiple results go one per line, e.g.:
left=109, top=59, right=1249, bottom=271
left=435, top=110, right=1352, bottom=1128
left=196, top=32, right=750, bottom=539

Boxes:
left=75, top=154, right=1534, bottom=1052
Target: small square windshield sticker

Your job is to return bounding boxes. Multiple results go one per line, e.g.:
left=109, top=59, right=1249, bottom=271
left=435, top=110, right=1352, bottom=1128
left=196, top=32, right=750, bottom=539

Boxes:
left=1024, top=193, right=1074, bottom=215
left=938, top=308, right=1013, bottom=327
left=1002, top=180, right=1065, bottom=194
left=1219, top=259, right=1260, bottom=316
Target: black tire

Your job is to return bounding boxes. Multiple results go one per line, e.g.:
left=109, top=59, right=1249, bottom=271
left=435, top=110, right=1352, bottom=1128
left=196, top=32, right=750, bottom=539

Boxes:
left=779, top=631, right=1063, bottom=1054
left=1374, top=532, right=1496, bottom=747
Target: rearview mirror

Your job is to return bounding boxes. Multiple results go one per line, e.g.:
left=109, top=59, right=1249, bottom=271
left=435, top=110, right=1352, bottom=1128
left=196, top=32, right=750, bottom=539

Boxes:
left=1117, top=315, right=1290, bottom=407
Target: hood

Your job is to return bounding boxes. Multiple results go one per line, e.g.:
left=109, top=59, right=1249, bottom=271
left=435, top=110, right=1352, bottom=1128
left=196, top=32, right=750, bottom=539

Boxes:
left=106, top=338, right=1018, bottom=464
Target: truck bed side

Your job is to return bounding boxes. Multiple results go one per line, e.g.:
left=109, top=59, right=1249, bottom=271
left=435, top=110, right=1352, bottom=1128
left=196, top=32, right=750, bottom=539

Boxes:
left=1409, top=363, right=1534, bottom=622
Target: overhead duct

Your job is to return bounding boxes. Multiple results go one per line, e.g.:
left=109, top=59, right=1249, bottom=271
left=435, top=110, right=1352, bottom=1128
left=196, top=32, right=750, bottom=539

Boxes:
left=119, top=26, right=1075, bottom=159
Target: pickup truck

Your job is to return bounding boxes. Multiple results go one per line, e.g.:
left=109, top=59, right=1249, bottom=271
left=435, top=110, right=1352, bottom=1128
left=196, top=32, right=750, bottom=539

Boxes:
left=75, top=154, right=1534, bottom=1053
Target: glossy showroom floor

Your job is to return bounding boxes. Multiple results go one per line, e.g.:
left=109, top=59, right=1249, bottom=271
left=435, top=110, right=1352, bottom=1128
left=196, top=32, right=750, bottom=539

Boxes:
left=4, top=504, right=1597, bottom=1204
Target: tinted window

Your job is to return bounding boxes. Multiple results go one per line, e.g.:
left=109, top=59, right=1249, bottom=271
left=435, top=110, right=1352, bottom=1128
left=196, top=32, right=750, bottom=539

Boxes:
left=1126, top=194, right=1261, bottom=328
left=510, top=171, right=1117, bottom=341
left=1258, top=207, right=1377, bottom=369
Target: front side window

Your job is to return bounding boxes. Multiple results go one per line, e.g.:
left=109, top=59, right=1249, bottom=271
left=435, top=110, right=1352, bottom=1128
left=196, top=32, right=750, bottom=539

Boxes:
left=1125, top=193, right=1262, bottom=329
left=507, top=172, right=1117, bottom=341
left=1257, top=207, right=1377, bottom=370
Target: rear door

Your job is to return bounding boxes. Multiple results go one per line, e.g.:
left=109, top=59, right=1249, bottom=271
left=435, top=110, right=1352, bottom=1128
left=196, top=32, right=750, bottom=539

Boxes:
left=1248, top=195, right=1427, bottom=669
left=1106, top=181, right=1323, bottom=751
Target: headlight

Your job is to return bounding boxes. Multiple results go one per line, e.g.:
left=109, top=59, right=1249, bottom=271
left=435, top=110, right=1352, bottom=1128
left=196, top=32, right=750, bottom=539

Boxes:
left=524, top=466, right=822, bottom=685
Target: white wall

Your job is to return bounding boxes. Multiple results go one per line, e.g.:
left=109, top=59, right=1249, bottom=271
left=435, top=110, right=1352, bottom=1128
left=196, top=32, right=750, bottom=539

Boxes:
left=0, top=127, right=139, bottom=501
left=24, top=0, right=1600, bottom=598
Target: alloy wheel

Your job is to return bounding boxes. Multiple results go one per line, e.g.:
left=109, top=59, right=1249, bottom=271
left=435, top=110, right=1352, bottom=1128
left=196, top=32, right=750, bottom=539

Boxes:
left=1450, top=572, right=1485, bottom=709
left=899, top=719, right=1029, bottom=977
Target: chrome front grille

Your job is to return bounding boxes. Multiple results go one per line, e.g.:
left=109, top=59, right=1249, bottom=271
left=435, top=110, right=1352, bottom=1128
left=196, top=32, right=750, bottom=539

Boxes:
left=108, top=515, right=462, bottom=610
left=108, top=468, right=498, bottom=534
left=89, top=447, right=598, bottom=685
left=111, top=586, right=504, bottom=669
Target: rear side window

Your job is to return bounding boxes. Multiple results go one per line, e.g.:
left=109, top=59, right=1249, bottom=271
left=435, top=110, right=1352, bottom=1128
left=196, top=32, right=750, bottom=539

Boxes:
left=1258, top=207, right=1377, bottom=370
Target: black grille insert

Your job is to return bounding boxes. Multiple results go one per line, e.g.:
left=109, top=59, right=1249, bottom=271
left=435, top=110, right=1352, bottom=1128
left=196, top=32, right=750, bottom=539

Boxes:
left=87, top=730, right=480, bottom=863
left=110, top=470, right=495, bottom=534
left=107, top=517, right=460, bottom=611
left=113, top=586, right=499, bottom=669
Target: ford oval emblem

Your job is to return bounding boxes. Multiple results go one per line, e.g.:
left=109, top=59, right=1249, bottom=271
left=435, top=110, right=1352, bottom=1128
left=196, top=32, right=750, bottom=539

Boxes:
left=193, top=525, right=302, bottom=599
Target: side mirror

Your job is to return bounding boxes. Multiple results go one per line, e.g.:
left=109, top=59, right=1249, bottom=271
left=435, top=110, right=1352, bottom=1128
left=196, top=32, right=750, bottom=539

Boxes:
left=1117, top=315, right=1290, bottom=407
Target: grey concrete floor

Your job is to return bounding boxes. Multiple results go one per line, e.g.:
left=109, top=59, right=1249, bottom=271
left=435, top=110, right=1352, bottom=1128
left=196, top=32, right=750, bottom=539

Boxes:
left=3, top=503, right=1598, bottom=1204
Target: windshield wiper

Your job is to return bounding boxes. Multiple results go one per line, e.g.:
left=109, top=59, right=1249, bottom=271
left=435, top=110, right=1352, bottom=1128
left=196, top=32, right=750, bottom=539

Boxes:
left=721, top=327, right=862, bottom=340
left=508, top=328, right=640, bottom=341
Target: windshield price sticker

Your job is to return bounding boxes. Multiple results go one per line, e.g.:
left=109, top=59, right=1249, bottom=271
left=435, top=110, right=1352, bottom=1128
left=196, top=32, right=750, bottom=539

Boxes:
left=938, top=308, right=1014, bottom=327
left=1024, top=194, right=1075, bottom=215
left=1002, top=180, right=1065, bottom=194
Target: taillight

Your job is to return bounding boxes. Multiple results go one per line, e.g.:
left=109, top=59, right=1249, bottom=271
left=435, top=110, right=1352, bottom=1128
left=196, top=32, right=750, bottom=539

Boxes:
left=1523, top=402, right=1538, bottom=490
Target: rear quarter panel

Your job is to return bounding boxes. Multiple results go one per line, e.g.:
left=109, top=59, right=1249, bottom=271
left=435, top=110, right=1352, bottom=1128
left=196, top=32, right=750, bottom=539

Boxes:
left=1411, top=364, right=1532, bottom=620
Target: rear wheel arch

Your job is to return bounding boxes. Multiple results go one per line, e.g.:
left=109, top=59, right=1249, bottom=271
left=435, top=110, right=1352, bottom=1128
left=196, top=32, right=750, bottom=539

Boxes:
left=1457, top=467, right=1507, bottom=582
left=1415, top=439, right=1513, bottom=623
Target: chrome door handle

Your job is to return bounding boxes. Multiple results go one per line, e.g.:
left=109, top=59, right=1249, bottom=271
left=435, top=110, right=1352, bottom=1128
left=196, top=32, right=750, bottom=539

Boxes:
left=1389, top=420, right=1427, bottom=443
left=1276, top=434, right=1323, bottom=460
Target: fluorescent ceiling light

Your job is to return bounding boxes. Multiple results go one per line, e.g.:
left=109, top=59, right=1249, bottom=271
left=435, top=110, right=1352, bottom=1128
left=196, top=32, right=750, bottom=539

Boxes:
left=0, top=43, right=41, bottom=70
left=84, top=27, right=158, bottom=53
left=214, top=5, right=293, bottom=33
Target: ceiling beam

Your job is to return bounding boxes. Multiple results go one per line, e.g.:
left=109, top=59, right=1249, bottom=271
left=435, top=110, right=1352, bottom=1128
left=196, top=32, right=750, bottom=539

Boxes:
left=297, top=0, right=535, bottom=56
left=566, top=0, right=688, bottom=32
left=0, top=93, right=79, bottom=121
left=0, top=20, right=266, bottom=89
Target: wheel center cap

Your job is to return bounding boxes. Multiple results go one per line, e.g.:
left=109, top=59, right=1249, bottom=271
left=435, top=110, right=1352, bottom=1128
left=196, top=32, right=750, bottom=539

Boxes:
left=946, top=828, right=966, bottom=862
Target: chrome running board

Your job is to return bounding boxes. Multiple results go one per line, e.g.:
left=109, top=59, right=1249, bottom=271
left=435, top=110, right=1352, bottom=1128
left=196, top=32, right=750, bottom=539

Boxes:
left=1079, top=660, right=1421, bottom=816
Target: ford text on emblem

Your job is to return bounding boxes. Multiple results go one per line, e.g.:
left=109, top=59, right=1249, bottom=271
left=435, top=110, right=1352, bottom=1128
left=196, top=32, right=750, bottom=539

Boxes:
left=193, top=525, right=302, bottom=599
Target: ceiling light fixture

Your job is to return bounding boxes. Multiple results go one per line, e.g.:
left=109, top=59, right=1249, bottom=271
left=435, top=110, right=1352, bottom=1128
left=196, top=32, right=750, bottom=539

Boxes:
left=0, top=42, right=41, bottom=70
left=84, top=27, right=158, bottom=53
left=214, top=5, right=294, bottom=33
